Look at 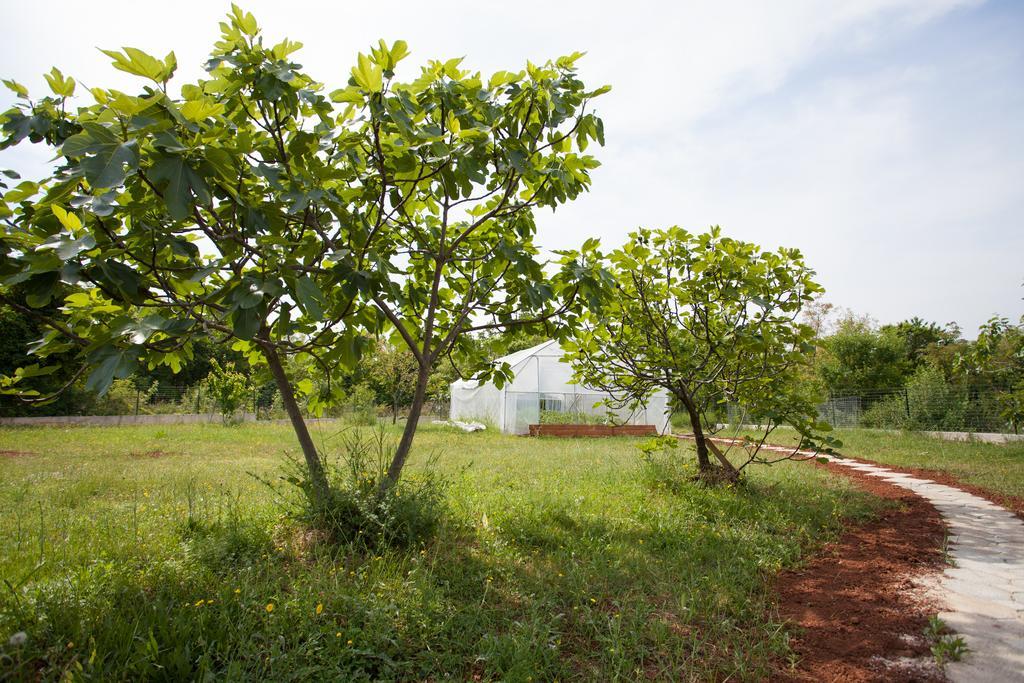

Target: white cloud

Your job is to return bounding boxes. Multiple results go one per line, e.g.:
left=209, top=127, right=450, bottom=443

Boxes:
left=1, top=0, right=1019, bottom=331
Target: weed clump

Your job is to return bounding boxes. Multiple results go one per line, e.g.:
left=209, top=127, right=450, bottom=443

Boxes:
left=272, top=427, right=447, bottom=551
left=637, top=436, right=743, bottom=492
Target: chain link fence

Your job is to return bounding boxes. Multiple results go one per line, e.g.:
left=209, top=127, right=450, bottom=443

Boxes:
left=0, top=379, right=450, bottom=425
left=725, top=386, right=1017, bottom=434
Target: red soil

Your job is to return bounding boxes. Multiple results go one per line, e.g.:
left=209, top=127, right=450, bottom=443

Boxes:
left=0, top=449, right=35, bottom=457
left=842, top=455, right=1024, bottom=520
left=773, top=459, right=947, bottom=682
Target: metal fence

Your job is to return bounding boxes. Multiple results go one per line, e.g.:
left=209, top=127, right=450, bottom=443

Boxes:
left=0, top=382, right=450, bottom=423
left=726, top=387, right=1017, bottom=434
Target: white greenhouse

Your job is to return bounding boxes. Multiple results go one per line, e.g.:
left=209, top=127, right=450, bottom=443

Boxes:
left=448, top=340, right=671, bottom=435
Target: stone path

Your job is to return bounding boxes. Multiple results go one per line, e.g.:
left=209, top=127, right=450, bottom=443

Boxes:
left=686, top=435, right=1024, bottom=678
left=828, top=458, right=1024, bottom=682
left=790, top=447, right=1024, bottom=681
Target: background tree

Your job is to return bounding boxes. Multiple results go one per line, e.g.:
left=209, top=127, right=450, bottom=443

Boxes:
left=880, top=317, right=959, bottom=368
left=565, top=226, right=834, bottom=480
left=816, top=318, right=912, bottom=398
left=0, top=7, right=608, bottom=500
left=363, top=340, right=418, bottom=423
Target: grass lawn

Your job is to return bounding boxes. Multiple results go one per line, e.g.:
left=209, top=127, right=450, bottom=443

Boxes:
left=0, top=422, right=879, bottom=681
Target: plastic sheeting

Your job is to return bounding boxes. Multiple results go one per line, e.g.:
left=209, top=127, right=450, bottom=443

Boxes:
left=449, top=341, right=672, bottom=435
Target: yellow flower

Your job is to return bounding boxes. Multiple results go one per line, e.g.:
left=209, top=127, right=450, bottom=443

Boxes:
left=347, top=639, right=353, bottom=646
left=336, top=632, right=342, bottom=638
left=234, top=588, right=241, bottom=594
left=315, top=603, right=323, bottom=615
left=265, top=603, right=274, bottom=613
left=194, top=599, right=205, bottom=607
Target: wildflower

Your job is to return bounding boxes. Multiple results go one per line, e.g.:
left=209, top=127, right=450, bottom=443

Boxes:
left=234, top=588, right=241, bottom=594
left=316, top=603, right=323, bottom=615
left=265, top=603, right=274, bottom=613
left=194, top=599, right=205, bottom=607
left=143, top=490, right=149, bottom=498
left=335, top=632, right=342, bottom=638
left=346, top=639, right=353, bottom=646
left=590, top=598, right=596, bottom=603
left=7, top=632, right=27, bottom=647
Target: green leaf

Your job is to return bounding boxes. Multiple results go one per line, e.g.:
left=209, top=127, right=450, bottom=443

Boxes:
left=24, top=272, right=59, bottom=308
left=2, top=79, right=28, bottom=98
left=293, top=275, right=325, bottom=320
left=232, top=306, right=261, bottom=341
left=147, top=155, right=211, bottom=220
left=51, top=205, right=82, bottom=231
left=97, top=260, right=145, bottom=304
left=99, top=47, right=174, bottom=83
left=43, top=68, right=75, bottom=97
left=180, top=99, right=225, bottom=122
left=80, top=139, right=139, bottom=190
left=229, top=4, right=259, bottom=36
left=351, top=53, right=383, bottom=93
left=85, top=347, right=138, bottom=395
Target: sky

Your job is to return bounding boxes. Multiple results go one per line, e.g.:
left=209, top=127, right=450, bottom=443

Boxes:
left=1, top=0, right=1021, bottom=334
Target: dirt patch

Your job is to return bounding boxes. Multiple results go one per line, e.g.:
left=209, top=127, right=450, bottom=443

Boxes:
left=773, top=459, right=947, bottom=682
left=0, top=449, right=36, bottom=458
left=844, top=456, right=1024, bottom=520
left=128, top=450, right=176, bottom=459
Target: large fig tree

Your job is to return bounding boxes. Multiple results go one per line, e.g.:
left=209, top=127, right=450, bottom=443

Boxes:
left=564, top=226, right=838, bottom=480
left=0, top=6, right=608, bottom=501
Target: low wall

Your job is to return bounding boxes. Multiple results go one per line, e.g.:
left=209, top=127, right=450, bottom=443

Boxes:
left=919, top=430, right=1024, bottom=444
left=0, top=412, right=256, bottom=427
left=528, top=424, right=657, bottom=438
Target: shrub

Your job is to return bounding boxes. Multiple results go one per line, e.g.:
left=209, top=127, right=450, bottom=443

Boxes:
left=538, top=409, right=607, bottom=425
left=862, top=367, right=971, bottom=431
left=86, top=378, right=154, bottom=416
left=636, top=436, right=697, bottom=493
left=346, top=383, right=379, bottom=426
left=206, top=361, right=252, bottom=425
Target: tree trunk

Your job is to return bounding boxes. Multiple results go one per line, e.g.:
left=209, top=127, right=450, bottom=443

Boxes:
left=259, top=341, right=331, bottom=504
left=382, top=364, right=430, bottom=491
left=681, top=396, right=713, bottom=471
left=674, top=386, right=737, bottom=477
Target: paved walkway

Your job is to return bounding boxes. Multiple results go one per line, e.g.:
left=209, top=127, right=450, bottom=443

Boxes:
left=684, top=436, right=1024, bottom=678
left=822, top=456, right=1024, bottom=682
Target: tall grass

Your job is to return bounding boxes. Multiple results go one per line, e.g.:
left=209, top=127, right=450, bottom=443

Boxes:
left=0, top=422, right=878, bottom=680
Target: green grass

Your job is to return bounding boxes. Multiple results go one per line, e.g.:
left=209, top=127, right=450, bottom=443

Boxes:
left=0, top=422, right=879, bottom=681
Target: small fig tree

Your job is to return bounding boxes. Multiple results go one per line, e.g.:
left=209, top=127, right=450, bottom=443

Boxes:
left=564, top=226, right=838, bottom=480
left=348, top=48, right=610, bottom=489
left=0, top=6, right=608, bottom=502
